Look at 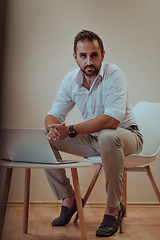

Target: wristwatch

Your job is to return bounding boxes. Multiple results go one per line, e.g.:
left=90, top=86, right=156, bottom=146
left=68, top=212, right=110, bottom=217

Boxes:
left=69, top=125, right=77, bottom=138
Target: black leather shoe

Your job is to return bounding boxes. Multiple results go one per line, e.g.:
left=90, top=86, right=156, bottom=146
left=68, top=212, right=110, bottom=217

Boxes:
left=52, top=198, right=84, bottom=226
left=96, top=202, right=126, bottom=237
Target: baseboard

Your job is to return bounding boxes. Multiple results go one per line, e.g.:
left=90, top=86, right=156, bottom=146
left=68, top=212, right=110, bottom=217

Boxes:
left=4, top=201, right=160, bottom=208
left=126, top=202, right=160, bottom=208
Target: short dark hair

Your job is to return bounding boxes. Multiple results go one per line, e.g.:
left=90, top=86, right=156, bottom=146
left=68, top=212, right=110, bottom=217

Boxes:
left=74, top=30, right=104, bottom=55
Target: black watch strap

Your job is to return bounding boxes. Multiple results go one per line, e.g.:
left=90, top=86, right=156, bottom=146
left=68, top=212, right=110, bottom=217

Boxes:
left=69, top=125, right=77, bottom=138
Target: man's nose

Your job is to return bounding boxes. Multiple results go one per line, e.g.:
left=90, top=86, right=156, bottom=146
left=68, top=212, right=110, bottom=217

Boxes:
left=86, top=56, right=93, bottom=65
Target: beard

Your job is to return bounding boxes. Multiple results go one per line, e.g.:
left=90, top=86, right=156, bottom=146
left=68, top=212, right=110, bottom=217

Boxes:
left=81, top=64, right=100, bottom=77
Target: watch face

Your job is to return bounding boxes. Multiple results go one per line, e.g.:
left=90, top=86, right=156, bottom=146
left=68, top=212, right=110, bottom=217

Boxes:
left=69, top=131, right=76, bottom=138
left=69, top=125, right=76, bottom=138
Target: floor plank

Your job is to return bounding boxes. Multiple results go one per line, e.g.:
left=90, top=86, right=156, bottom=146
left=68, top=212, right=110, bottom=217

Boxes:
left=1, top=205, right=160, bottom=240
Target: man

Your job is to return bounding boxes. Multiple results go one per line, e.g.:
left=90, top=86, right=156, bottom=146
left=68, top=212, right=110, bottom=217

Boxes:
left=44, top=30, right=143, bottom=237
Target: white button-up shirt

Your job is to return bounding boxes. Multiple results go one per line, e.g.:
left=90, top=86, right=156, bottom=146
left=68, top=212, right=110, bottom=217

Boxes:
left=47, top=62, right=137, bottom=134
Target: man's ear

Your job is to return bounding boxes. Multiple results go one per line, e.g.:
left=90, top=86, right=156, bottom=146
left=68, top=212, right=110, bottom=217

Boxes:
left=73, top=53, right=78, bottom=64
left=102, top=51, right=105, bottom=61
left=73, top=52, right=77, bottom=60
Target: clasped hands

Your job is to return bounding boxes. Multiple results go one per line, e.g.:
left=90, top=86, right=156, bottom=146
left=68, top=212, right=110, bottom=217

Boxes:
left=47, top=122, right=69, bottom=142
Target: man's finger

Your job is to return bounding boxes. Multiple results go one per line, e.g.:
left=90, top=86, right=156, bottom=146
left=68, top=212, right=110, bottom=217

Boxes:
left=48, top=124, right=56, bottom=128
left=51, top=128, right=60, bottom=136
left=47, top=133, right=59, bottom=142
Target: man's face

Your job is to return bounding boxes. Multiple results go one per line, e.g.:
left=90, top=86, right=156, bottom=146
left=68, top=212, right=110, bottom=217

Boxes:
left=73, top=40, right=105, bottom=78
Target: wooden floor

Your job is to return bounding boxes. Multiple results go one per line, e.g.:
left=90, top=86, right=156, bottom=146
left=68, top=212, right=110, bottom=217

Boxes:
left=1, top=204, right=160, bottom=240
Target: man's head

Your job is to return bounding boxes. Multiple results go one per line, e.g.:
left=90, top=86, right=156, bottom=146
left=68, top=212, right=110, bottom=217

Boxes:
left=74, top=30, right=104, bottom=56
left=73, top=30, right=105, bottom=78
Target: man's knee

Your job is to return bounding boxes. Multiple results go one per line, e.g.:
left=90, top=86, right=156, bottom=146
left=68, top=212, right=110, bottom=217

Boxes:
left=98, top=129, right=122, bottom=152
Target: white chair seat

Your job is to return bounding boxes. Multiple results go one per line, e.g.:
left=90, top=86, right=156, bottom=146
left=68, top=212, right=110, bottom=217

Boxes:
left=85, top=147, right=160, bottom=168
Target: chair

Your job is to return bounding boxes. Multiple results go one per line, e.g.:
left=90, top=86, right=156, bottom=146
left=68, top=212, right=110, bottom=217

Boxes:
left=74, top=101, right=160, bottom=233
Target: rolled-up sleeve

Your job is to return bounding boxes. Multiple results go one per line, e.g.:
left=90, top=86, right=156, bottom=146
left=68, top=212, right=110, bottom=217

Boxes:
left=47, top=77, right=75, bottom=123
left=104, top=70, right=127, bottom=122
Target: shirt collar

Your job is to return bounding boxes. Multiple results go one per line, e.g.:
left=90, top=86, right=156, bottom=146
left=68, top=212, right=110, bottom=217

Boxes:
left=74, top=61, right=106, bottom=85
left=98, top=61, right=105, bottom=78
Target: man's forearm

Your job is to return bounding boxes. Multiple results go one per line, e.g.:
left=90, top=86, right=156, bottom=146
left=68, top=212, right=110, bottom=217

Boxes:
left=45, top=115, right=61, bottom=132
left=45, top=114, right=119, bottom=142
left=73, top=115, right=119, bottom=135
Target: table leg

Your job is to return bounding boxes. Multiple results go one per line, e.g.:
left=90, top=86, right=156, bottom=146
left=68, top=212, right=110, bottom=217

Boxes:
left=71, top=168, right=88, bottom=240
left=23, top=168, right=31, bottom=234
left=0, top=168, right=13, bottom=240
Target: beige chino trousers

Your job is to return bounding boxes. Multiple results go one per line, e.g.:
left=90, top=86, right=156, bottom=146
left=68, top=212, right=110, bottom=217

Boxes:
left=45, top=127, right=143, bottom=207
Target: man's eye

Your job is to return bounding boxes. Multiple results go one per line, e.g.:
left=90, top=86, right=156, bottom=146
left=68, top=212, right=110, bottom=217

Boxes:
left=91, top=53, right=98, bottom=57
left=80, top=54, right=86, bottom=58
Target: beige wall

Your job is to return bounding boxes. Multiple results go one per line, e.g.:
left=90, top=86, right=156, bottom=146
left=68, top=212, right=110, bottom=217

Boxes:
left=0, top=0, right=160, bottom=204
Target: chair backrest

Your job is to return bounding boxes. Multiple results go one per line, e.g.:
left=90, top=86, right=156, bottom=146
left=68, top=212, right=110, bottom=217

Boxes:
left=133, top=101, right=160, bottom=155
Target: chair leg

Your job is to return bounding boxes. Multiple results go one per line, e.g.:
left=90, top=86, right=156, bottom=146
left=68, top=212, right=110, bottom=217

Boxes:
left=71, top=168, right=88, bottom=240
left=124, top=168, right=127, bottom=216
left=0, top=168, right=13, bottom=240
left=23, top=168, right=31, bottom=234
left=119, top=167, right=127, bottom=234
left=145, top=165, right=160, bottom=202
left=74, top=164, right=103, bottom=223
